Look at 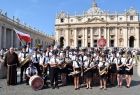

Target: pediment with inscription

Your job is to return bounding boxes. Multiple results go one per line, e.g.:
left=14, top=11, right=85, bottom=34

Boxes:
left=85, top=17, right=107, bottom=23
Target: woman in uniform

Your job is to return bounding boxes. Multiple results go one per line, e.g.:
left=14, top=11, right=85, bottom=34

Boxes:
left=84, top=54, right=93, bottom=89
left=116, top=54, right=126, bottom=88
left=109, top=53, right=117, bottom=86
left=72, top=54, right=81, bottom=90
left=58, top=51, right=67, bottom=86
left=49, top=50, right=59, bottom=89
left=98, top=55, right=109, bottom=90
left=125, top=54, right=136, bottom=88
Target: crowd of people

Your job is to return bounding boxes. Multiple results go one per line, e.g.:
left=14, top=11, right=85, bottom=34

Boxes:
left=1, top=44, right=138, bottom=90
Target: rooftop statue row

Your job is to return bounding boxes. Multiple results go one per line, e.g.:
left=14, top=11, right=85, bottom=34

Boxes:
left=57, top=1, right=138, bottom=18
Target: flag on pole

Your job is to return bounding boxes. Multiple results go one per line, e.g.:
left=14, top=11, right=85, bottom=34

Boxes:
left=14, top=29, right=31, bottom=43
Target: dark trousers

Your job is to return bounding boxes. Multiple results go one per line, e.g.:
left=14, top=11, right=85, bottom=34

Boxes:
left=20, top=66, right=27, bottom=82
left=34, top=63, right=41, bottom=75
left=20, top=63, right=29, bottom=82
left=25, top=76, right=30, bottom=84
left=49, top=67, right=59, bottom=87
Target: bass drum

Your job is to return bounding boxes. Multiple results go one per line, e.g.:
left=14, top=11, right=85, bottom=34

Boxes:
left=29, top=75, right=44, bottom=91
left=0, top=59, right=6, bottom=79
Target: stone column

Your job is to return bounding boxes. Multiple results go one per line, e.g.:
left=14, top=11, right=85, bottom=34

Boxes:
left=104, top=27, right=107, bottom=39
left=55, top=30, right=59, bottom=45
left=3, top=27, right=7, bottom=48
left=82, top=28, right=85, bottom=47
left=136, top=27, right=139, bottom=48
left=124, top=27, right=128, bottom=47
left=0, top=26, right=2, bottom=49
left=104, top=27, right=107, bottom=48
left=98, top=28, right=101, bottom=38
left=90, top=28, right=93, bottom=47
left=65, top=29, right=69, bottom=47
left=11, top=29, right=14, bottom=47
left=107, top=27, right=110, bottom=47
left=115, top=28, right=118, bottom=47
left=74, top=28, right=77, bottom=47
left=84, top=28, right=88, bottom=47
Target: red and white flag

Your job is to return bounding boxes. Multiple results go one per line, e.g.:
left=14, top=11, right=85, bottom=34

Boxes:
left=14, top=29, right=31, bottom=43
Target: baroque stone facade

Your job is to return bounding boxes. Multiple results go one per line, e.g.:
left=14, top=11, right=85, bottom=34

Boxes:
left=0, top=11, right=54, bottom=49
left=55, top=1, right=140, bottom=48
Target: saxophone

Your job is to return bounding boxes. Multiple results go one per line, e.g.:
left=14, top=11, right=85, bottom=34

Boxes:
left=99, top=66, right=108, bottom=76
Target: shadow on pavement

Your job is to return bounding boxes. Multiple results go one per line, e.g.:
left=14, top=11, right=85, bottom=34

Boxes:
left=131, top=80, right=140, bottom=87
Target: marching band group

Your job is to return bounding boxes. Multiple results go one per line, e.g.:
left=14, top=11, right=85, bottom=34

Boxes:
left=4, top=45, right=137, bottom=90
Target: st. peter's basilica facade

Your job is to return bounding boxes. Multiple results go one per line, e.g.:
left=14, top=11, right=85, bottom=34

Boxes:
left=55, top=1, right=140, bottom=48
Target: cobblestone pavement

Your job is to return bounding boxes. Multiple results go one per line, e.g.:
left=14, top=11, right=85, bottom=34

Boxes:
left=0, top=67, right=140, bottom=95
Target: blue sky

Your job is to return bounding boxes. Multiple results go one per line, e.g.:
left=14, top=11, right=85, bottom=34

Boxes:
left=0, top=0, right=139, bottom=35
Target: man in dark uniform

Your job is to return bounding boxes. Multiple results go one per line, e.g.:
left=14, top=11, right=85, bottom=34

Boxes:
left=49, top=50, right=59, bottom=89
left=18, top=45, right=30, bottom=83
left=4, top=47, right=19, bottom=86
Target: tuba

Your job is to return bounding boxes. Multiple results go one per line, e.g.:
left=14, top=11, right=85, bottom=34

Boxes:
left=20, top=54, right=32, bottom=67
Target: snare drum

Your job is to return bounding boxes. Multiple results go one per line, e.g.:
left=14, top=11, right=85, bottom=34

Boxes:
left=29, top=75, right=44, bottom=91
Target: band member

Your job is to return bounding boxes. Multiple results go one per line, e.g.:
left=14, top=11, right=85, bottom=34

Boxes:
left=72, top=54, right=81, bottom=90
left=46, top=45, right=53, bottom=58
left=18, top=46, right=30, bottom=83
left=49, top=50, right=59, bottom=89
left=25, top=63, right=38, bottom=85
left=79, top=48, right=87, bottom=84
left=39, top=50, right=49, bottom=85
left=109, top=53, right=117, bottom=86
left=116, top=54, right=126, bottom=88
left=58, top=51, right=67, bottom=86
left=31, top=48, right=41, bottom=75
left=4, top=47, right=19, bottom=86
left=26, top=44, right=32, bottom=53
left=98, top=55, right=109, bottom=90
left=93, top=51, right=100, bottom=85
left=84, top=54, right=93, bottom=89
left=125, top=54, right=136, bottom=88
left=0, top=48, right=4, bottom=59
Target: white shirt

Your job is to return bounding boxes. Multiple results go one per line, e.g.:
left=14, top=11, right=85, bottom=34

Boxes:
left=127, top=58, right=136, bottom=65
left=26, top=48, right=32, bottom=53
left=49, top=56, right=59, bottom=65
left=84, top=59, right=95, bottom=68
left=26, top=66, right=38, bottom=76
left=46, top=50, right=53, bottom=57
left=71, top=55, right=76, bottom=61
left=109, top=57, right=117, bottom=64
left=0, top=49, right=4, bottom=56
left=95, top=56, right=99, bottom=61
left=125, top=58, right=135, bottom=70
left=18, top=52, right=29, bottom=61
left=58, top=57, right=65, bottom=64
left=73, top=60, right=81, bottom=68
left=98, top=61, right=109, bottom=68
left=31, top=53, right=41, bottom=63
left=121, top=57, right=126, bottom=65
left=39, top=55, right=49, bottom=65
left=79, top=55, right=88, bottom=65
